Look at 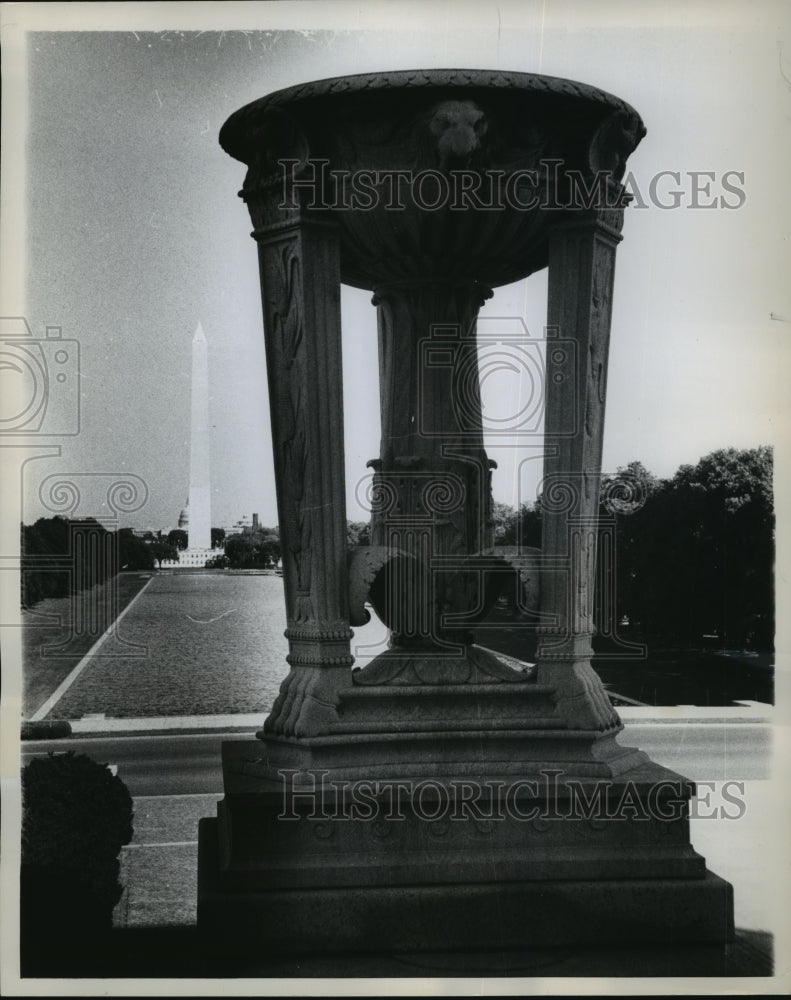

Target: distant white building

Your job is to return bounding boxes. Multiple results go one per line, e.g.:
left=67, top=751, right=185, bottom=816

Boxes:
left=164, top=548, right=214, bottom=569
left=224, top=513, right=262, bottom=537
left=129, top=527, right=159, bottom=540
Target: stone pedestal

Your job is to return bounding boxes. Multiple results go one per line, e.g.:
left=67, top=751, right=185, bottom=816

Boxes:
left=199, top=69, right=734, bottom=962
left=199, top=829, right=732, bottom=958
left=198, top=742, right=733, bottom=955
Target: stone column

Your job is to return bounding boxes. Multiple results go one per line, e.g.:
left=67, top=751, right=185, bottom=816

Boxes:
left=536, top=189, right=626, bottom=731
left=242, top=160, right=352, bottom=739
left=368, top=280, right=495, bottom=650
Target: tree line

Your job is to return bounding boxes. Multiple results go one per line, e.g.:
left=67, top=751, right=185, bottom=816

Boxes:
left=21, top=447, right=774, bottom=650
left=20, top=521, right=180, bottom=606
left=19, top=520, right=284, bottom=605
left=497, top=447, right=774, bottom=649
left=205, top=528, right=281, bottom=570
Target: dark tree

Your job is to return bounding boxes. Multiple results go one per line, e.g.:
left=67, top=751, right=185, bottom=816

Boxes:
left=224, top=534, right=262, bottom=569
left=595, top=448, right=774, bottom=648
left=489, top=501, right=515, bottom=543
left=166, top=529, right=188, bottom=551
left=205, top=552, right=230, bottom=569
left=117, top=529, right=155, bottom=571
left=21, top=516, right=92, bottom=606
left=499, top=502, right=542, bottom=548
left=260, top=537, right=281, bottom=566
left=223, top=529, right=281, bottom=569
left=148, top=541, right=179, bottom=569
left=347, top=520, right=371, bottom=547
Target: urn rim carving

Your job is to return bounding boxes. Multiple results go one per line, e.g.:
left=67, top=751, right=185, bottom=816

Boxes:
left=221, top=67, right=646, bottom=289
left=220, top=67, right=645, bottom=163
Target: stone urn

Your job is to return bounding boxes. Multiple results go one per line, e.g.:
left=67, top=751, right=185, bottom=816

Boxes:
left=219, top=69, right=645, bottom=734
left=197, top=71, right=733, bottom=962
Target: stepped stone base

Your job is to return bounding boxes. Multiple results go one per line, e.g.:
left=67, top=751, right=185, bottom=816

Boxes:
left=197, top=729, right=735, bottom=956
left=249, top=664, right=650, bottom=780
left=198, top=818, right=733, bottom=956
left=197, top=655, right=733, bottom=958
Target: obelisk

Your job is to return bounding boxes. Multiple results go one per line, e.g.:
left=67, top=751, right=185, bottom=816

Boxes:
left=188, top=322, right=211, bottom=551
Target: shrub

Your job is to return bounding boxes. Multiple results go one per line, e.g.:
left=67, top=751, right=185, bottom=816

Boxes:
left=21, top=720, right=72, bottom=741
left=205, top=553, right=230, bottom=569
left=22, top=752, right=134, bottom=913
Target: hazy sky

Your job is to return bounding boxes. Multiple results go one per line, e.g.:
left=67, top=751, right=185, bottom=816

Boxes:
left=3, top=1, right=790, bottom=529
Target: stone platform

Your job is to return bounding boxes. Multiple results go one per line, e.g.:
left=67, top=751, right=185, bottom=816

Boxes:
left=198, top=816, right=732, bottom=956
left=197, top=730, right=734, bottom=957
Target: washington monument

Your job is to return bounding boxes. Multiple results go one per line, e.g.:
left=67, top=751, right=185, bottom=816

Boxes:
left=188, top=321, right=211, bottom=550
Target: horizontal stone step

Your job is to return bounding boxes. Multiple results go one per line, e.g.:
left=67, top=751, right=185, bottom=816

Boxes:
left=341, top=683, right=555, bottom=698
left=328, top=717, right=562, bottom=734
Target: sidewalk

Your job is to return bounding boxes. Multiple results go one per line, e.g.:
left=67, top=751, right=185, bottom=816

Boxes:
left=52, top=698, right=772, bottom=737
left=116, top=793, right=218, bottom=930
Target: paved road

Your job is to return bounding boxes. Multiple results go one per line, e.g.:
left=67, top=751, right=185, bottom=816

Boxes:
left=20, top=721, right=772, bottom=795
left=21, top=732, right=237, bottom=795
